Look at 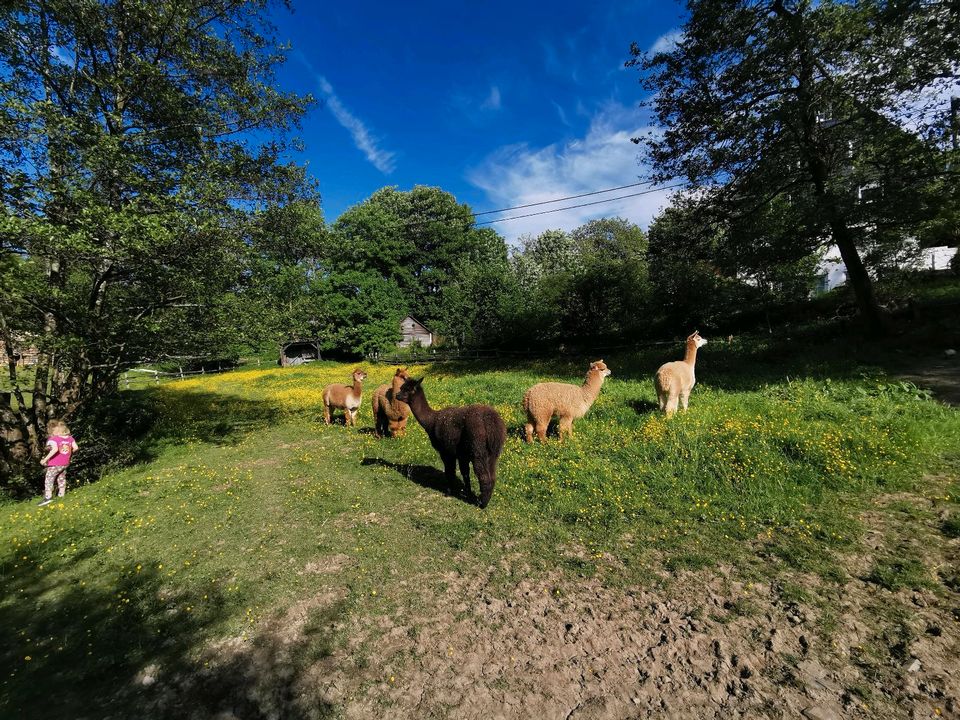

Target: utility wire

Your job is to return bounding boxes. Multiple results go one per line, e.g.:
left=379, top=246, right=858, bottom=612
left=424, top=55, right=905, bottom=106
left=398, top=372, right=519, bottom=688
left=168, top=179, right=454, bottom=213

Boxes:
left=471, top=179, right=660, bottom=217
left=475, top=182, right=688, bottom=225
left=334, top=178, right=684, bottom=233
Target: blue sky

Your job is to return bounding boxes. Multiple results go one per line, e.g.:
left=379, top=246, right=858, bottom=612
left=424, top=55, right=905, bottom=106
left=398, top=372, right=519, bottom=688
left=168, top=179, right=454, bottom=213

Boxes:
left=268, top=0, right=687, bottom=242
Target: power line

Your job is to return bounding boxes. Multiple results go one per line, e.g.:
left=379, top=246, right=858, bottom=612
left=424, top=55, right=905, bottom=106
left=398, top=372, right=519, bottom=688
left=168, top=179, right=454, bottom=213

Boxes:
left=475, top=182, right=688, bottom=225
left=471, top=179, right=660, bottom=217
left=336, top=178, right=684, bottom=232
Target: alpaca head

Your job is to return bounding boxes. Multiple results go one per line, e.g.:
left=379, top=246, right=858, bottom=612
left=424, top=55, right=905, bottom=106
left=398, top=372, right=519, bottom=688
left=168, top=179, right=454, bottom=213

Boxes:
left=588, top=359, right=612, bottom=379
left=352, top=369, right=368, bottom=383
left=395, top=377, right=423, bottom=404
left=394, top=367, right=410, bottom=380
left=687, top=330, right=708, bottom=349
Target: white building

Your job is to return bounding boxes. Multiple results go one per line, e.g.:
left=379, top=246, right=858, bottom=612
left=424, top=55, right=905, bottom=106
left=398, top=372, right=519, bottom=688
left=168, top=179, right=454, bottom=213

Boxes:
left=814, top=243, right=957, bottom=293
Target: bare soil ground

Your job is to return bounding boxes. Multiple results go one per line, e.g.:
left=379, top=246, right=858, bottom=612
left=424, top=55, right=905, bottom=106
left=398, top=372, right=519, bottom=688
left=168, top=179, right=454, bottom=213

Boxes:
left=166, top=478, right=959, bottom=720
left=898, top=359, right=960, bottom=406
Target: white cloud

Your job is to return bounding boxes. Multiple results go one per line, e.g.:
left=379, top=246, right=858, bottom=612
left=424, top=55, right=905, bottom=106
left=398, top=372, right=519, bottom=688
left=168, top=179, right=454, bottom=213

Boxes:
left=649, top=29, right=683, bottom=55
left=467, top=102, right=677, bottom=243
left=552, top=101, right=571, bottom=127
left=297, top=55, right=396, bottom=175
left=481, top=86, right=502, bottom=112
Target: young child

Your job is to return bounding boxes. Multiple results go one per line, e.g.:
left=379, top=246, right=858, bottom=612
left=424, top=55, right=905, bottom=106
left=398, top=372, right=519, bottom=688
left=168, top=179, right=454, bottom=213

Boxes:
left=39, top=420, right=78, bottom=506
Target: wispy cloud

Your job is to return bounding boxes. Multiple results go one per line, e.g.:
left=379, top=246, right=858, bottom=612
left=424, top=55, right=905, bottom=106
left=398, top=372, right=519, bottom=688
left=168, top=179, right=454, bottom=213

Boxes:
left=297, top=55, right=396, bottom=175
left=467, top=102, right=675, bottom=243
left=480, top=86, right=502, bottom=112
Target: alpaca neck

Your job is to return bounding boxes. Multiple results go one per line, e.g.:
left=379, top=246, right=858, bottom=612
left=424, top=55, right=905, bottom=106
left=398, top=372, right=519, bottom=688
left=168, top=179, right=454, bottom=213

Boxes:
left=684, top=343, right=699, bottom=366
left=351, top=378, right=363, bottom=396
left=391, top=375, right=405, bottom=396
left=579, top=372, right=604, bottom=406
left=406, top=391, right=437, bottom=430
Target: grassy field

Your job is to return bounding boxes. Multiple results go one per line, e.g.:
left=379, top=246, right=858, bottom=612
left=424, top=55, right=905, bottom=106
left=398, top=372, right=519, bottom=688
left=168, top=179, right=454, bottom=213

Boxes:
left=1, top=334, right=958, bottom=717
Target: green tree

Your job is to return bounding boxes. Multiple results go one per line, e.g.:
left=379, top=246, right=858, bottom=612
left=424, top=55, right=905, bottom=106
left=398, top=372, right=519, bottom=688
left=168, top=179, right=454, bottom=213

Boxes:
left=332, top=186, right=513, bottom=346
left=504, top=219, right=653, bottom=343
left=0, top=0, right=314, bottom=481
left=629, top=0, right=959, bottom=332
left=569, top=218, right=651, bottom=338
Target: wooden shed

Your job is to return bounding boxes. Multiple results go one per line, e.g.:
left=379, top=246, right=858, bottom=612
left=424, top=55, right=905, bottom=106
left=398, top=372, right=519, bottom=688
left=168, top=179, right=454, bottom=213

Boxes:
left=0, top=338, right=39, bottom=368
left=279, top=340, right=321, bottom=367
left=398, top=316, right=433, bottom=348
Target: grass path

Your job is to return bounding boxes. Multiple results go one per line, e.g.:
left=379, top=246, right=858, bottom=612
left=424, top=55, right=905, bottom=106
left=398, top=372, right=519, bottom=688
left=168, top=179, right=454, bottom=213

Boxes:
left=1, top=342, right=958, bottom=717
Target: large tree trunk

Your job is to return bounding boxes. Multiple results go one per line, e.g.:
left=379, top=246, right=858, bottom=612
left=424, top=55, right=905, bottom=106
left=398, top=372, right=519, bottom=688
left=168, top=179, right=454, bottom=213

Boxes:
left=830, top=219, right=885, bottom=333
left=777, top=0, right=886, bottom=334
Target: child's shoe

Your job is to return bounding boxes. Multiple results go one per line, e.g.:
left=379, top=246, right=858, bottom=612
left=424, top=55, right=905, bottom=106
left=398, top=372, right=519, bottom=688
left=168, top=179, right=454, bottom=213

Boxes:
left=38, top=498, right=53, bottom=507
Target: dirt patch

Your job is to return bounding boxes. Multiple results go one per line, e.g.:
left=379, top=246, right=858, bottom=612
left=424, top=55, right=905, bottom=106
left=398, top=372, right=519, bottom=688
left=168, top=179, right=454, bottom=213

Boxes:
left=142, top=590, right=348, bottom=719
left=303, top=554, right=352, bottom=575
left=896, top=358, right=960, bottom=406
left=324, top=489, right=957, bottom=718
left=155, top=485, right=958, bottom=719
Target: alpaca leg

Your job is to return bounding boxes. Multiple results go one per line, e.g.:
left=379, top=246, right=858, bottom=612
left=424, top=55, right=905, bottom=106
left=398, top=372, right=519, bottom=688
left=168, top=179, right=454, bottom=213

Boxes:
left=323, top=403, right=331, bottom=425
left=657, top=392, right=666, bottom=412
left=558, top=417, right=573, bottom=440
left=679, top=392, right=690, bottom=411
left=476, top=459, right=496, bottom=509
left=458, top=456, right=474, bottom=501
left=665, top=394, right=679, bottom=418
left=524, top=422, right=534, bottom=443
left=442, top=455, right=458, bottom=495
left=535, top=419, right=548, bottom=442
left=351, top=408, right=359, bottom=426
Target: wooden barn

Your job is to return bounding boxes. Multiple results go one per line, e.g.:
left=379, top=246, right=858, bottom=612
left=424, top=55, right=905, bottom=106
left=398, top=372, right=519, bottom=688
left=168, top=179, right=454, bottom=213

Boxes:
left=398, top=315, right=433, bottom=348
left=0, top=338, right=39, bottom=368
left=279, top=339, right=321, bottom=367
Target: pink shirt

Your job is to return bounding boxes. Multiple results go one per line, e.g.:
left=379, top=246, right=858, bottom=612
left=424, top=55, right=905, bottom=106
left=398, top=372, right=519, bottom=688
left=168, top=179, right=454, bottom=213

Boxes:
left=46, top=435, right=75, bottom=466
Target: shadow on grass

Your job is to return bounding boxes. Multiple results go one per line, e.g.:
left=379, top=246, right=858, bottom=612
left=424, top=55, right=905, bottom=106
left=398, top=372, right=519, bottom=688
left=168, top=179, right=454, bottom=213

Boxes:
left=360, top=456, right=478, bottom=506
left=628, top=398, right=659, bottom=415
left=71, top=389, right=286, bottom=489
left=0, top=558, right=340, bottom=719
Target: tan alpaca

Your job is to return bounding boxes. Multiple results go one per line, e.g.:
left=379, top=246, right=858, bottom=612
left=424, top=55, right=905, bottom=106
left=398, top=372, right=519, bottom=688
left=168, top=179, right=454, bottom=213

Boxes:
left=372, top=367, right=411, bottom=437
left=655, top=331, right=707, bottom=417
left=322, top=369, right=367, bottom=426
left=523, top=360, right=611, bottom=442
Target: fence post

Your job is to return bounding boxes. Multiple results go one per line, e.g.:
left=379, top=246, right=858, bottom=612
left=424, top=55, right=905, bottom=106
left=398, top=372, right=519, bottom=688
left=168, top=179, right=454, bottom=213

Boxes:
left=179, top=366, right=184, bottom=380
left=154, top=373, right=159, bottom=385
left=124, top=373, right=129, bottom=388
left=257, top=357, right=261, bottom=367
left=201, top=366, right=205, bottom=375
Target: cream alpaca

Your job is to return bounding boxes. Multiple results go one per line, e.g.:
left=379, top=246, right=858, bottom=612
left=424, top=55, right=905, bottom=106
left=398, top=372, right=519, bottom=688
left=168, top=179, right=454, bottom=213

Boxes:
left=322, top=369, right=367, bottom=426
left=372, top=367, right=411, bottom=437
left=523, top=360, right=611, bottom=442
left=655, top=331, right=707, bottom=417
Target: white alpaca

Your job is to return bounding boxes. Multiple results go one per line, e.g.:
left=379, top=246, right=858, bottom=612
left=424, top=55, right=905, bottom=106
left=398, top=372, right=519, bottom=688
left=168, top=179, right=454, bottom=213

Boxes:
left=655, top=331, right=707, bottom=417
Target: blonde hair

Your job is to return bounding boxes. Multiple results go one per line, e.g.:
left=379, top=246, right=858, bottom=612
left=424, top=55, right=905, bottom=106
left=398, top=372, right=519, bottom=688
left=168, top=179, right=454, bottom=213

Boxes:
left=48, top=419, right=70, bottom=436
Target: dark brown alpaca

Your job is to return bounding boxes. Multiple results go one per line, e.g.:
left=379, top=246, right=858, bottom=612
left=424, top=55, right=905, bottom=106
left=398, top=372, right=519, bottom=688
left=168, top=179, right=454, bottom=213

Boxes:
left=395, top=377, right=506, bottom=509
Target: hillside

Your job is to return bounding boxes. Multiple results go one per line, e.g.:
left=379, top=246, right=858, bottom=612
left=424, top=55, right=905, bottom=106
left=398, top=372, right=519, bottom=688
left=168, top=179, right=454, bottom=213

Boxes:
left=1, top=336, right=959, bottom=718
